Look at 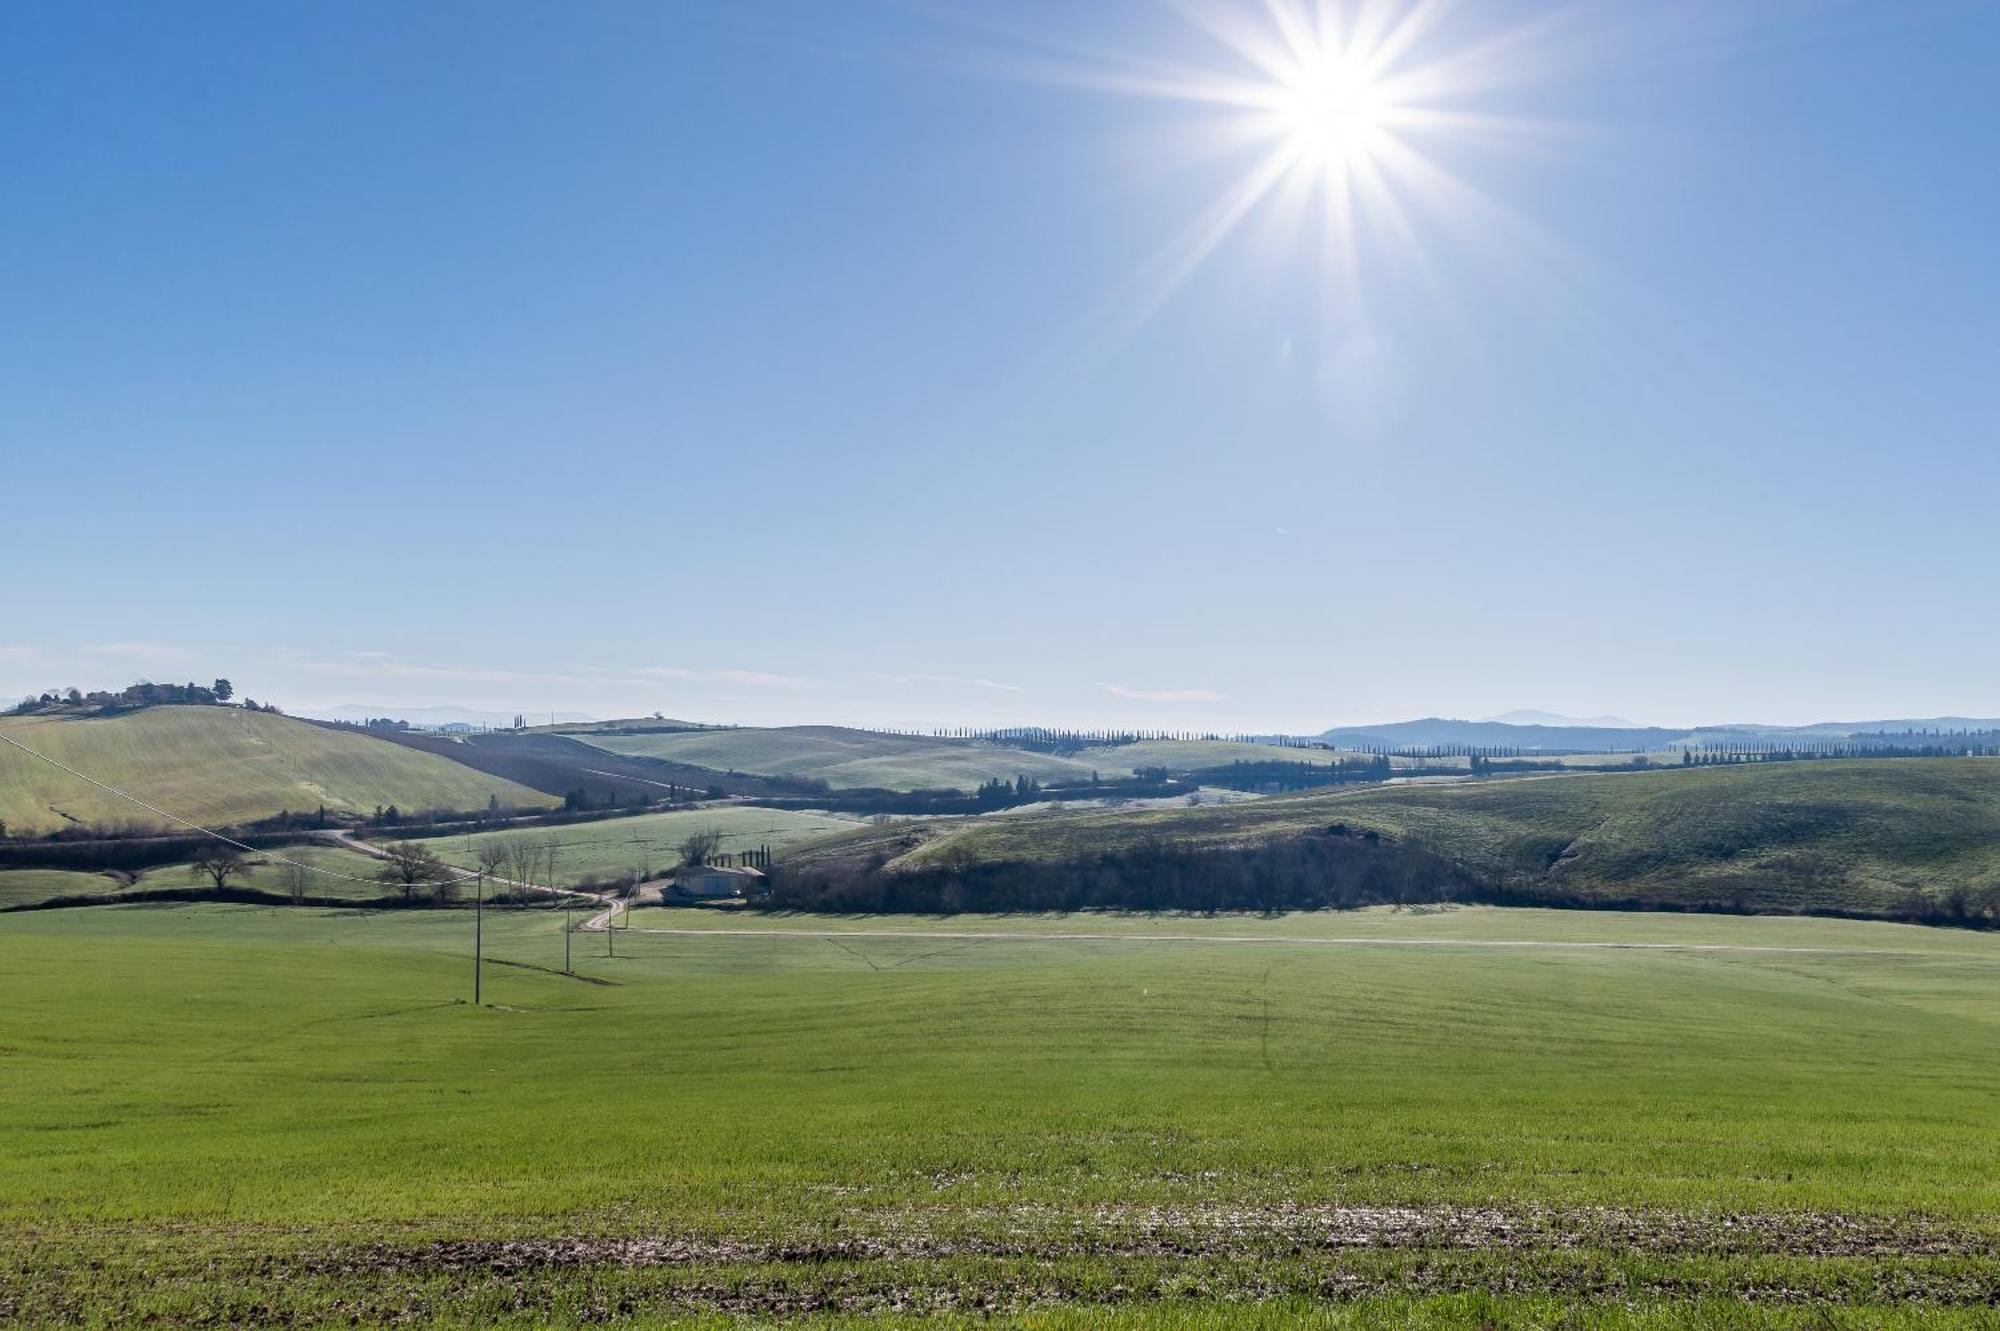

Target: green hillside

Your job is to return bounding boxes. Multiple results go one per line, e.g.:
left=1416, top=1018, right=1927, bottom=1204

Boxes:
left=0, top=868, right=119, bottom=908
left=793, top=759, right=2000, bottom=918
left=0, top=707, right=555, bottom=835
left=403, top=805, right=865, bottom=887
left=577, top=724, right=1102, bottom=791
left=1073, top=738, right=1332, bottom=771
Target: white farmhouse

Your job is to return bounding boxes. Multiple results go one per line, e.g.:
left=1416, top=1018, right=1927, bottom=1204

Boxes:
left=670, top=864, right=765, bottom=901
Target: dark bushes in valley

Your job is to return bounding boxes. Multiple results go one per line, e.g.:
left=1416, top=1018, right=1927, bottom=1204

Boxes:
left=1192, top=756, right=1393, bottom=793
left=768, top=827, right=2000, bottom=928
left=748, top=775, right=1192, bottom=817
left=768, top=829, right=1480, bottom=915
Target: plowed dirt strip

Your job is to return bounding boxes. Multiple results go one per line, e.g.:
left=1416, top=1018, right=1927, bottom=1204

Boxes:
left=304, top=1205, right=1996, bottom=1274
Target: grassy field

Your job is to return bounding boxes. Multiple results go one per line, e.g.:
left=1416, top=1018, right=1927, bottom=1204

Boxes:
left=0, top=867, right=117, bottom=907
left=393, top=805, right=869, bottom=887
left=576, top=725, right=1106, bottom=791
left=791, top=758, right=2000, bottom=917
left=0, top=843, right=406, bottom=909
left=129, top=840, right=404, bottom=900
left=0, top=706, right=555, bottom=835
left=3, top=901, right=2000, bottom=1325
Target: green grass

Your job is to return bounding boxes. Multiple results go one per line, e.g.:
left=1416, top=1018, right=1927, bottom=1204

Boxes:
left=0, top=706, right=556, bottom=835
left=803, top=758, right=2000, bottom=916
left=0, top=844, right=401, bottom=909
left=129, top=840, right=404, bottom=901
left=393, top=805, right=868, bottom=887
left=0, top=867, right=119, bottom=907
left=577, top=725, right=1103, bottom=791
left=3, top=903, right=2000, bottom=1323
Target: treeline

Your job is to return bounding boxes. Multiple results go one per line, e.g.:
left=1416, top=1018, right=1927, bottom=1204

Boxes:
left=1194, top=756, right=1394, bottom=793
left=1676, top=744, right=2000, bottom=764
left=748, top=775, right=1192, bottom=817
left=0, top=829, right=305, bottom=874
left=7, top=678, right=282, bottom=715
left=954, top=728, right=1327, bottom=756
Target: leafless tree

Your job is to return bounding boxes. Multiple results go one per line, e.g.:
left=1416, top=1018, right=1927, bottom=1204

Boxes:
left=376, top=840, right=451, bottom=903
left=543, top=835, right=564, bottom=900
left=189, top=848, right=247, bottom=890
left=679, top=827, right=723, bottom=868
left=505, top=841, right=540, bottom=899
left=287, top=858, right=309, bottom=906
left=475, top=839, right=509, bottom=883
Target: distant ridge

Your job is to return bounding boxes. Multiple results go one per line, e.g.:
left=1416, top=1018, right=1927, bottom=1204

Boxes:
left=1318, top=715, right=2000, bottom=753
left=1482, top=709, right=1637, bottom=728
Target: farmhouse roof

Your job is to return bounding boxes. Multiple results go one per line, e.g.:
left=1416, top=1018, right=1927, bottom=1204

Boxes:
left=680, top=864, right=765, bottom=879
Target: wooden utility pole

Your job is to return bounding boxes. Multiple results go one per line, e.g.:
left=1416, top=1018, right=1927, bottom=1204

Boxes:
left=473, top=871, right=484, bottom=1006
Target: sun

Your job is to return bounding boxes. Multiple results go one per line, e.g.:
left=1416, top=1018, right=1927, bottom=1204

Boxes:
left=997, top=0, right=1570, bottom=346
left=1269, top=56, right=1393, bottom=177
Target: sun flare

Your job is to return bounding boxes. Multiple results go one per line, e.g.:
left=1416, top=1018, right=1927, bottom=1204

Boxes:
left=1014, top=0, right=1572, bottom=340
left=1269, top=57, right=1393, bottom=176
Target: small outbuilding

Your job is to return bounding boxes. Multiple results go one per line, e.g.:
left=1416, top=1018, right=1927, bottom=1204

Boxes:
left=669, top=864, right=765, bottom=901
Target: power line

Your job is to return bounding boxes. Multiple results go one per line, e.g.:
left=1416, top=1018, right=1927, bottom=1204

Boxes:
left=0, top=729, right=480, bottom=889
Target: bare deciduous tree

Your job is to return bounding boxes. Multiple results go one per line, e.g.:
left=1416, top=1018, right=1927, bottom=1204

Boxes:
left=190, top=848, right=247, bottom=890
left=475, top=840, right=509, bottom=884
left=377, top=840, right=451, bottom=903
left=679, top=827, right=723, bottom=868
left=543, top=835, right=564, bottom=893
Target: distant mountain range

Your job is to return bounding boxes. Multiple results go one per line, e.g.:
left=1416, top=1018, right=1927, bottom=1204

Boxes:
left=1317, top=715, right=2000, bottom=752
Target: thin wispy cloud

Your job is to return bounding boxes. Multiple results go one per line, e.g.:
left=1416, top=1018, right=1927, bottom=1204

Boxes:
left=289, top=654, right=818, bottom=693
left=83, top=642, right=196, bottom=666
left=1096, top=682, right=1224, bottom=704
left=868, top=672, right=1026, bottom=694
left=0, top=645, right=42, bottom=666
left=633, top=666, right=813, bottom=690
left=294, top=657, right=591, bottom=688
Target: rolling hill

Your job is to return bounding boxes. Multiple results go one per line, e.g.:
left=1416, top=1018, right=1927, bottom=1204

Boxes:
left=0, top=706, right=556, bottom=835
left=401, top=805, right=866, bottom=887
left=783, top=759, right=2000, bottom=919
left=574, top=724, right=1104, bottom=791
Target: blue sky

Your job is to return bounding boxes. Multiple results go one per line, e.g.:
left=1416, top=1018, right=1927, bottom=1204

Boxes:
left=4, top=1, right=1997, bottom=730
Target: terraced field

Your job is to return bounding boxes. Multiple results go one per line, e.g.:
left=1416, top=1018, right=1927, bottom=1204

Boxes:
left=0, top=707, right=555, bottom=834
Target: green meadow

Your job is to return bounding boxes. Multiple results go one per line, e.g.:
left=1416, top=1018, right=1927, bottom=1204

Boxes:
left=0, top=842, right=422, bottom=909
left=4, top=902, right=2000, bottom=1325
left=396, top=804, right=868, bottom=886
